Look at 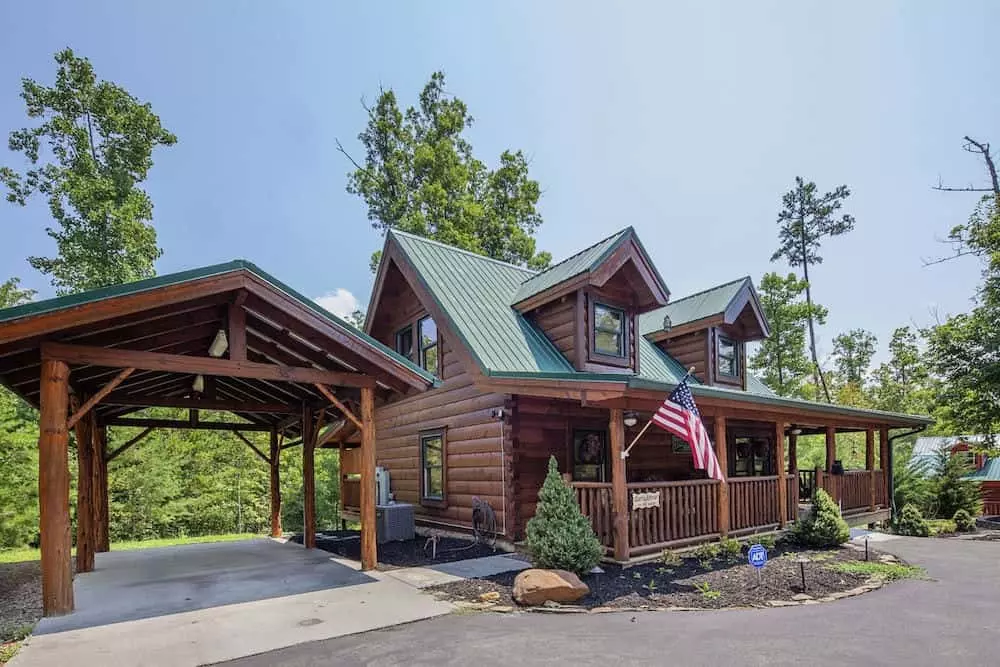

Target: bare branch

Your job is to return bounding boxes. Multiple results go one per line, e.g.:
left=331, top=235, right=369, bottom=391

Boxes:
left=932, top=184, right=994, bottom=192
left=334, top=138, right=367, bottom=173
left=921, top=249, right=979, bottom=267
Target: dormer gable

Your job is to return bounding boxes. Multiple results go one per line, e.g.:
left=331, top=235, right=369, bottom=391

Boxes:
left=641, top=277, right=769, bottom=389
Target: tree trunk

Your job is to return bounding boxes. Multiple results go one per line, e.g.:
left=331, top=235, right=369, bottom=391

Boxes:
left=799, top=227, right=831, bottom=402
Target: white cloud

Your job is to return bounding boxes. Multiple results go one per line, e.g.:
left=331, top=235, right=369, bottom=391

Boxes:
left=314, top=288, right=360, bottom=318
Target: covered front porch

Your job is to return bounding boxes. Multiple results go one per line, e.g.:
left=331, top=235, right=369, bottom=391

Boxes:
left=511, top=392, right=906, bottom=563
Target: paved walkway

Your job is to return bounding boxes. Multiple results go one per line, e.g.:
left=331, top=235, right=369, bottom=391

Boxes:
left=220, top=536, right=1000, bottom=667
left=13, top=539, right=453, bottom=667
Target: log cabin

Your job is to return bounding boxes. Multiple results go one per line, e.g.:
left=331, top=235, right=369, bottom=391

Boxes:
left=337, top=226, right=933, bottom=562
left=911, top=435, right=1000, bottom=516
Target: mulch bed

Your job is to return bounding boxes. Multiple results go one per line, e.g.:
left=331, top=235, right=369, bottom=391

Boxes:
left=0, top=561, right=43, bottom=643
left=428, top=543, right=886, bottom=610
left=289, top=531, right=502, bottom=570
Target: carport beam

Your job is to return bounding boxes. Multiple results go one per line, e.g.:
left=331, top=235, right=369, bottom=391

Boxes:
left=39, top=358, right=74, bottom=615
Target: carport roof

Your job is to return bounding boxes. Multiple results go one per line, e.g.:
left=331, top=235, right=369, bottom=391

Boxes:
left=0, top=260, right=436, bottom=437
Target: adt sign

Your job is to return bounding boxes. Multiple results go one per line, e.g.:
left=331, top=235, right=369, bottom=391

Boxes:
left=748, top=543, right=768, bottom=569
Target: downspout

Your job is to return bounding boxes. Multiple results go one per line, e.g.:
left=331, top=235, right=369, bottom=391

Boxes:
left=887, top=425, right=929, bottom=522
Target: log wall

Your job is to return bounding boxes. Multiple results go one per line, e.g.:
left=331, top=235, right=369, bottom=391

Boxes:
left=659, top=329, right=708, bottom=381
left=527, top=296, right=576, bottom=366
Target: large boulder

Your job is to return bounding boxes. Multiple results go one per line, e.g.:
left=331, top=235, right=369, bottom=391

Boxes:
left=513, top=568, right=589, bottom=606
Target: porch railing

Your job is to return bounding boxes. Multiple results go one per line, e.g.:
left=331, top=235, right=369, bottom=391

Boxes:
left=821, top=470, right=881, bottom=513
left=786, top=473, right=799, bottom=522
left=875, top=470, right=888, bottom=507
left=342, top=476, right=361, bottom=512
left=982, top=500, right=1000, bottom=517
left=572, top=482, right=614, bottom=550
left=626, top=480, right=720, bottom=554
left=798, top=469, right=816, bottom=501
left=729, top=476, right=781, bottom=532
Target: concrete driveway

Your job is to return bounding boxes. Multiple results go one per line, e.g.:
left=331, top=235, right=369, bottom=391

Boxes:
left=221, top=536, right=1000, bottom=667
left=14, top=539, right=451, bottom=667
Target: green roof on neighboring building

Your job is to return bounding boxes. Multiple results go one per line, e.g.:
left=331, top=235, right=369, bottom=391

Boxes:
left=967, top=458, right=1000, bottom=482
left=639, top=276, right=751, bottom=335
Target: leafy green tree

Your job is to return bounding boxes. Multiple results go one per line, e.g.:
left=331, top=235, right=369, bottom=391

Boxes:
left=830, top=329, right=877, bottom=387
left=525, top=456, right=602, bottom=575
left=749, top=272, right=826, bottom=397
left=872, top=327, right=932, bottom=414
left=931, top=447, right=982, bottom=519
left=771, top=177, right=856, bottom=402
left=0, top=277, right=35, bottom=308
left=892, top=441, right=934, bottom=516
left=1, top=48, right=176, bottom=294
left=340, top=72, right=551, bottom=272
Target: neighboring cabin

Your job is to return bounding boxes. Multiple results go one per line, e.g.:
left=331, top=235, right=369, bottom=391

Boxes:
left=340, top=226, right=931, bottom=562
left=911, top=435, right=1000, bottom=516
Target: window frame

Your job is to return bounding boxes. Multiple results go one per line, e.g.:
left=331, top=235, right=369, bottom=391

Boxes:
left=419, top=428, right=447, bottom=507
left=589, top=299, right=630, bottom=366
left=717, top=334, right=740, bottom=378
left=418, top=315, right=440, bottom=376
left=394, top=325, right=414, bottom=361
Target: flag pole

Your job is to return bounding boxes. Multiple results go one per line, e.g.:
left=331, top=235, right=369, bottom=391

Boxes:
left=621, top=366, right=696, bottom=459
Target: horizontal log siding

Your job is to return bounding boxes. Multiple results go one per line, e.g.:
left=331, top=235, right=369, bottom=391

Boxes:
left=627, top=480, right=719, bottom=553
left=728, top=476, right=780, bottom=531
left=373, top=337, right=510, bottom=533
left=658, top=329, right=708, bottom=382
left=527, top=297, right=576, bottom=368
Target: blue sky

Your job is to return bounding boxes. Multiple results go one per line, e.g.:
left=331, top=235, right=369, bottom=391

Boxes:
left=1, top=1, right=996, bottom=364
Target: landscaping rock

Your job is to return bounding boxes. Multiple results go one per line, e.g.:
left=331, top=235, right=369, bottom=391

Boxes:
left=479, top=591, right=501, bottom=603
left=513, top=569, right=589, bottom=606
left=791, top=593, right=813, bottom=601
left=768, top=600, right=799, bottom=607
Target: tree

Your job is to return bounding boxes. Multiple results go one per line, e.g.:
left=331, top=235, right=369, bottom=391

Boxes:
left=339, top=72, right=551, bottom=272
left=872, top=327, right=932, bottom=414
left=1, top=48, right=176, bottom=294
left=525, top=456, right=602, bottom=575
left=0, top=277, right=35, bottom=308
left=930, top=446, right=982, bottom=519
left=830, top=329, right=877, bottom=387
left=749, top=272, right=826, bottom=397
left=771, top=177, right=856, bottom=402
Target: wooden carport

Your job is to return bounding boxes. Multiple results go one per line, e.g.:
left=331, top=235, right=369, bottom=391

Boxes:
left=0, top=261, right=435, bottom=616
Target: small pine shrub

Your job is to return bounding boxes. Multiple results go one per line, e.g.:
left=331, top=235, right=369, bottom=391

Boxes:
left=525, top=456, right=603, bottom=575
left=894, top=504, right=930, bottom=537
left=953, top=509, right=976, bottom=532
left=756, top=534, right=776, bottom=550
left=789, top=489, right=849, bottom=547
left=718, top=537, right=742, bottom=561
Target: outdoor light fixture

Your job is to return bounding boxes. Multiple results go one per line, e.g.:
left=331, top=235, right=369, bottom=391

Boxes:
left=208, top=329, right=229, bottom=358
left=624, top=411, right=639, bottom=428
left=789, top=426, right=803, bottom=436
left=191, top=374, right=205, bottom=394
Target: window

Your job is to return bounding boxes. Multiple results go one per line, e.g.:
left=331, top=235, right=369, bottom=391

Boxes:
left=420, top=430, right=446, bottom=504
left=718, top=335, right=739, bottom=377
left=395, top=325, right=414, bottom=361
left=418, top=316, right=439, bottom=375
left=733, top=437, right=772, bottom=477
left=593, top=303, right=625, bottom=357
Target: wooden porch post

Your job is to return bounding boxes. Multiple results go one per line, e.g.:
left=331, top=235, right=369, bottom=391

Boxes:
left=360, top=386, right=377, bottom=571
left=788, top=432, right=798, bottom=473
left=269, top=427, right=282, bottom=538
left=73, top=404, right=97, bottom=574
left=39, top=358, right=74, bottom=616
left=302, top=404, right=316, bottom=549
left=96, top=425, right=109, bottom=552
left=714, top=416, right=729, bottom=536
left=775, top=422, right=787, bottom=528
left=866, top=428, right=876, bottom=511
left=879, top=427, right=890, bottom=507
left=609, top=408, right=629, bottom=562
left=825, top=425, right=837, bottom=502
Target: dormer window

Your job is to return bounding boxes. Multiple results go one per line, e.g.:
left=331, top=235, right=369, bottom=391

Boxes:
left=718, top=335, right=739, bottom=377
left=593, top=303, right=625, bottom=357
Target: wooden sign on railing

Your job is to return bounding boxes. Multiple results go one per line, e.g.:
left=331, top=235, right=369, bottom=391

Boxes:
left=632, top=491, right=661, bottom=510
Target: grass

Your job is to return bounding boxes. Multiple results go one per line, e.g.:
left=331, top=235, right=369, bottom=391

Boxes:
left=0, top=624, right=33, bottom=664
left=832, top=561, right=926, bottom=581
left=0, top=533, right=258, bottom=564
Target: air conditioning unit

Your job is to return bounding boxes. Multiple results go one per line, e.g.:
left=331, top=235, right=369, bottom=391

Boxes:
left=376, top=503, right=415, bottom=543
left=375, top=466, right=391, bottom=506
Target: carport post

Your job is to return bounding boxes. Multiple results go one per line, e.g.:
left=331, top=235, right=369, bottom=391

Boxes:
left=39, top=358, right=74, bottom=615
left=73, top=403, right=98, bottom=573
left=302, top=403, right=316, bottom=549
left=96, top=424, right=110, bottom=552
left=270, top=427, right=282, bottom=538
left=360, top=386, right=377, bottom=571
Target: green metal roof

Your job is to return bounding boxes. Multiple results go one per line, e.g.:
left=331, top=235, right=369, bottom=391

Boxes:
left=0, top=259, right=437, bottom=386
left=966, top=458, right=1000, bottom=482
left=511, top=227, right=669, bottom=306
left=390, top=230, right=574, bottom=374
left=639, top=276, right=750, bottom=335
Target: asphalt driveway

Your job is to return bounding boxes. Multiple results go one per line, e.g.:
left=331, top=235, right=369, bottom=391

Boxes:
left=220, top=536, right=1000, bottom=667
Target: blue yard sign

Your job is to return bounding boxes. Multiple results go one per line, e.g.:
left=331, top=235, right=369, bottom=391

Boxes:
left=748, top=544, right=768, bottom=569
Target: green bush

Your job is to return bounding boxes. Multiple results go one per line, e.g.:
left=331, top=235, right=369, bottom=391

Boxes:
left=660, top=549, right=681, bottom=566
left=932, top=448, right=982, bottom=519
left=895, top=504, right=930, bottom=537
left=788, top=489, right=849, bottom=547
left=953, top=509, right=976, bottom=532
left=927, top=519, right=956, bottom=535
left=718, top=537, right=742, bottom=561
left=525, top=457, right=603, bottom=575
left=756, top=534, right=776, bottom=550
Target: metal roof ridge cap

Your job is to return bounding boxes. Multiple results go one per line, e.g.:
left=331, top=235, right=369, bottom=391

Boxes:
left=388, top=228, right=538, bottom=276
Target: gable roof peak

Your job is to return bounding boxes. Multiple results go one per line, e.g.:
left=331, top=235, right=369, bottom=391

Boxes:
left=386, top=228, right=538, bottom=276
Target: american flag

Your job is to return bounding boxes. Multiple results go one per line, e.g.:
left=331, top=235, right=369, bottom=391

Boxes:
left=651, top=379, right=724, bottom=481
